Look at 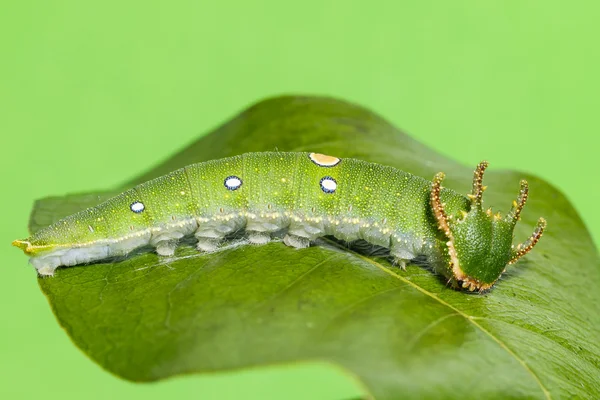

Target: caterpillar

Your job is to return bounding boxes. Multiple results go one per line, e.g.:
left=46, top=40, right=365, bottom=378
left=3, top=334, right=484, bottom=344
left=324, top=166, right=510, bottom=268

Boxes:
left=12, top=152, right=546, bottom=291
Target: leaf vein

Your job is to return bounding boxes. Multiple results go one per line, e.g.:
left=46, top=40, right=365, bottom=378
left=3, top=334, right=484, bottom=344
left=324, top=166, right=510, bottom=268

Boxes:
left=323, top=238, right=552, bottom=400
left=248, top=253, right=340, bottom=312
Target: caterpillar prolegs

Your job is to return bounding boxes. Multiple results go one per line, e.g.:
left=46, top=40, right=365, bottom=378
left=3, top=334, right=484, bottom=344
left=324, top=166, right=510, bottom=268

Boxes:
left=12, top=152, right=546, bottom=291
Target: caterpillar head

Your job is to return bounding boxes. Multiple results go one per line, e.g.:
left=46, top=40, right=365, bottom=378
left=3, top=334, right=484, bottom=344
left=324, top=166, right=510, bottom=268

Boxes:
left=431, top=162, right=546, bottom=292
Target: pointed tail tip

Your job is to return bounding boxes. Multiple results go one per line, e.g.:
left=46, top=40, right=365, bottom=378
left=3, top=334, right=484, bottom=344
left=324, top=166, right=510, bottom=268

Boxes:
left=12, top=239, right=31, bottom=252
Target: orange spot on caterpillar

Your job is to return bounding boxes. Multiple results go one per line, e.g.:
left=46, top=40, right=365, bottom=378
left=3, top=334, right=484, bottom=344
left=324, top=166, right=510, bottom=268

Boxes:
left=308, top=153, right=341, bottom=167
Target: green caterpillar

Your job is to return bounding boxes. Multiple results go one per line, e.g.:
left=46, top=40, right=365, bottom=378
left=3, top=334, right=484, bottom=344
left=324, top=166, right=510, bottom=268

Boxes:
left=12, top=152, right=546, bottom=291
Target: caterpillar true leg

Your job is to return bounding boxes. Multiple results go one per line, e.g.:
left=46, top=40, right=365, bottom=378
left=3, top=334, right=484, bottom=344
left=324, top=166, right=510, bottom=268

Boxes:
left=391, top=247, right=417, bottom=271
left=392, top=258, right=408, bottom=271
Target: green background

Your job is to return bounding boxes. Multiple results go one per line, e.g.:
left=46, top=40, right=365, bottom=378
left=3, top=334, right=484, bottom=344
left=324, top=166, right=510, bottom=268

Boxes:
left=1, top=1, right=598, bottom=399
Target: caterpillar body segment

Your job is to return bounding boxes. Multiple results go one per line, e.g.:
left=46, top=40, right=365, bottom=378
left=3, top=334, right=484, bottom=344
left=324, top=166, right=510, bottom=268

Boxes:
left=12, top=152, right=545, bottom=291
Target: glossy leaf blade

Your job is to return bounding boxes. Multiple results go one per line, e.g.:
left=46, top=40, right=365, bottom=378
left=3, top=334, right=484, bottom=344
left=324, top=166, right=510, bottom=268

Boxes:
left=33, top=96, right=600, bottom=399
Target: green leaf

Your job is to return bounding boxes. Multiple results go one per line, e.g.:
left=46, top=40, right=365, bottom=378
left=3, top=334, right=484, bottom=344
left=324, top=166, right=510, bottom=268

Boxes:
left=33, top=96, right=600, bottom=399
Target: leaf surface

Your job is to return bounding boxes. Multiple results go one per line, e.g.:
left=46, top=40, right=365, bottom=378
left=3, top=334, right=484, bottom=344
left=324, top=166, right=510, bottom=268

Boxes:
left=33, top=96, right=600, bottom=399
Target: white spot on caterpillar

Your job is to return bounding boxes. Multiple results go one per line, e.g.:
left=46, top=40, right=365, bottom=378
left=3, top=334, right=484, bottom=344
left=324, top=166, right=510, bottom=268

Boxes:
left=224, top=176, right=242, bottom=191
left=88, top=225, right=94, bottom=233
left=309, top=153, right=341, bottom=167
left=320, top=176, right=337, bottom=193
left=130, top=201, right=145, bottom=213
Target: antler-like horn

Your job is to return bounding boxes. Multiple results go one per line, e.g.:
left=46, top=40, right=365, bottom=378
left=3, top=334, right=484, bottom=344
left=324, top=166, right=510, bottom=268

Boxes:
left=509, top=217, right=547, bottom=264
left=468, top=161, right=489, bottom=208
left=506, top=180, right=529, bottom=225
left=431, top=172, right=452, bottom=239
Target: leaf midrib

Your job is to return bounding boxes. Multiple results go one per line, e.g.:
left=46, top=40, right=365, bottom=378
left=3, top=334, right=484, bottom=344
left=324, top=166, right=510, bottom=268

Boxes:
left=323, top=238, right=552, bottom=400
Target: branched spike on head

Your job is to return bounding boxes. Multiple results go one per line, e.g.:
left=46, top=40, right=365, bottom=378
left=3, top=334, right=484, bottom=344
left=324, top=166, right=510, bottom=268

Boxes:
left=469, top=161, right=489, bottom=208
left=431, top=172, right=452, bottom=239
left=509, top=217, right=547, bottom=264
left=429, top=162, right=546, bottom=290
left=506, top=180, right=529, bottom=225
